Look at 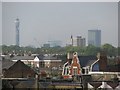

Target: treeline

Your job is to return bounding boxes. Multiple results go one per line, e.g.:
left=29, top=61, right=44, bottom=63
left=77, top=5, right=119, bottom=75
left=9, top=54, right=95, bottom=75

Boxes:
left=1, top=43, right=119, bottom=56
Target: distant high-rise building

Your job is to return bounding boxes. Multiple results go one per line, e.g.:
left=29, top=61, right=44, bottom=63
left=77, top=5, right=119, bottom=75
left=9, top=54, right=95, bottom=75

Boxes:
left=88, top=30, right=101, bottom=47
left=76, top=36, right=86, bottom=47
left=15, top=18, right=20, bottom=46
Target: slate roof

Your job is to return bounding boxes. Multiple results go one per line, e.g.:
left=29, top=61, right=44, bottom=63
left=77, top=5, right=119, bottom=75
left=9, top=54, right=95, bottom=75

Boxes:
left=1, top=55, right=10, bottom=60
left=78, top=56, right=97, bottom=67
left=36, top=55, right=44, bottom=60
left=43, top=55, right=58, bottom=60
left=11, top=56, right=35, bottom=60
left=37, top=55, right=59, bottom=60
left=2, top=60, right=15, bottom=69
left=4, top=60, right=37, bottom=78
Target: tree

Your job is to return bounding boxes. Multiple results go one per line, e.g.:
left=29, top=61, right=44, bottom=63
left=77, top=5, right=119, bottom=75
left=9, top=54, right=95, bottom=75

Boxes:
left=85, top=45, right=100, bottom=55
left=118, top=47, right=120, bottom=55
left=101, top=43, right=117, bottom=56
left=1, top=43, right=118, bottom=56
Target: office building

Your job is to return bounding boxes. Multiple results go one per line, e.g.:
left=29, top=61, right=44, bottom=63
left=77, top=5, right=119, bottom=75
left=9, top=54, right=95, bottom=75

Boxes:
left=76, top=36, right=86, bottom=47
left=88, top=30, right=101, bottom=47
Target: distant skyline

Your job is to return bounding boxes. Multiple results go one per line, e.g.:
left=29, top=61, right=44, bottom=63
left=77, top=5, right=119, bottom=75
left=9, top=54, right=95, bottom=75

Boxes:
left=2, top=2, right=118, bottom=47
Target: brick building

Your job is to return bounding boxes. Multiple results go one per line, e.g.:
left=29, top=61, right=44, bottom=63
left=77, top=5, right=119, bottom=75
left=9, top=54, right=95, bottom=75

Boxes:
left=4, top=60, right=37, bottom=78
left=62, top=52, right=81, bottom=79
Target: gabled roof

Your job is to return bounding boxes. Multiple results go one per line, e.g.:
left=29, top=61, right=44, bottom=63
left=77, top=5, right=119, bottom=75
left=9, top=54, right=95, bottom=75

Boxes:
left=78, top=56, right=97, bottom=67
left=35, top=55, right=44, bottom=60
left=7, top=60, right=36, bottom=72
left=86, top=59, right=97, bottom=67
left=4, top=60, right=37, bottom=78
left=8, top=60, right=28, bottom=69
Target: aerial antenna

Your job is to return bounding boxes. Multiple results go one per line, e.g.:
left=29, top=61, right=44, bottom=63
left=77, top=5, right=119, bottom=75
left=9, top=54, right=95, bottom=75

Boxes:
left=15, top=18, right=20, bottom=46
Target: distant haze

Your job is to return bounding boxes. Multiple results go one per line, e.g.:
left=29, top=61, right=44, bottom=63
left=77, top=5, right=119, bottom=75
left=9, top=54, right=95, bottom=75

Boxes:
left=2, top=2, right=118, bottom=47
left=0, top=2, right=2, bottom=46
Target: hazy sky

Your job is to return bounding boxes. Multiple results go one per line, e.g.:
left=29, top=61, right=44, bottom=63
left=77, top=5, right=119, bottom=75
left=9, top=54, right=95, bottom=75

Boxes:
left=0, top=2, right=2, bottom=46
left=2, top=2, right=118, bottom=47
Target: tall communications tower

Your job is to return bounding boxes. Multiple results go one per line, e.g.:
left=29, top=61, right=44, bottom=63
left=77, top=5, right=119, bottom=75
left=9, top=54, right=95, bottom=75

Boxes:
left=15, top=18, right=20, bottom=46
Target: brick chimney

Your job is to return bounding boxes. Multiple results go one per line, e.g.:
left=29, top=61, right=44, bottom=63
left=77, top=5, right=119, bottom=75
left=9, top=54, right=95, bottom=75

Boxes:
left=97, top=52, right=107, bottom=71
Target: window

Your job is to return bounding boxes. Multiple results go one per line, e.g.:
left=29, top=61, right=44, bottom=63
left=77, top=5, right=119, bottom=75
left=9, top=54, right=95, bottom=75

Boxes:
left=73, top=68, right=77, bottom=75
left=39, top=62, right=45, bottom=68
left=64, top=66, right=70, bottom=75
left=66, top=68, right=69, bottom=75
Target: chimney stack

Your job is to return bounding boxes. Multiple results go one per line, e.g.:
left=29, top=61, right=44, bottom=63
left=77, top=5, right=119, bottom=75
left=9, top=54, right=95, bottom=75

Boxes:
left=97, top=52, right=107, bottom=71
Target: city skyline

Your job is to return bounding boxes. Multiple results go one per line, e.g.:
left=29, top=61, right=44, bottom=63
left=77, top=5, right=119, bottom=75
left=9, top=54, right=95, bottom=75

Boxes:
left=2, top=2, right=118, bottom=47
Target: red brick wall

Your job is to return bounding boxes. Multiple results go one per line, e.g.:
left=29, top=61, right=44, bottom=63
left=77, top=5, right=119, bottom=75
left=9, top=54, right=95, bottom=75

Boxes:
left=99, top=52, right=107, bottom=71
left=70, top=56, right=81, bottom=75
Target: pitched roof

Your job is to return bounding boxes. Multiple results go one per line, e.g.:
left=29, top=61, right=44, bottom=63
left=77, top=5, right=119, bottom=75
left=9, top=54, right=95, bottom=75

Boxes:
left=4, top=60, right=37, bottom=78
left=37, top=55, right=59, bottom=60
left=11, top=56, right=35, bottom=60
left=86, top=59, right=97, bottom=67
left=78, top=56, right=97, bottom=67
left=2, top=60, right=15, bottom=69
left=43, top=55, right=58, bottom=60
left=8, top=60, right=31, bottom=70
left=36, top=55, right=44, bottom=60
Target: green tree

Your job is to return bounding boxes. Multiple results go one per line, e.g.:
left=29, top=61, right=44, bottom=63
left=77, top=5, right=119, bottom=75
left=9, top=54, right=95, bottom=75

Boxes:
left=85, top=45, right=100, bottom=55
left=101, top=43, right=117, bottom=56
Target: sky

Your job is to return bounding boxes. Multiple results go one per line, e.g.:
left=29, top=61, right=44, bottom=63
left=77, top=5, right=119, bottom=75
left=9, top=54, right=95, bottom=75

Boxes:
left=118, top=2, right=120, bottom=47
left=0, top=2, right=2, bottom=47
left=2, top=2, right=118, bottom=47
